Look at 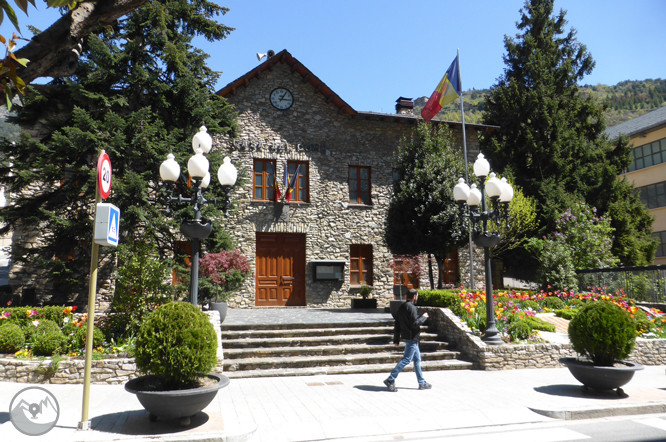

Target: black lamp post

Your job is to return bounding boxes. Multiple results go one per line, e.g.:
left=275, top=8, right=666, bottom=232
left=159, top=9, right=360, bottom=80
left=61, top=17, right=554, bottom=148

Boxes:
left=159, top=126, right=237, bottom=306
left=453, top=153, right=513, bottom=345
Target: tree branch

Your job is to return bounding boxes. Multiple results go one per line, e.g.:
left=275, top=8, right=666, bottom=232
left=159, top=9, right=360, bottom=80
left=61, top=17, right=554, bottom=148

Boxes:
left=15, top=0, right=149, bottom=84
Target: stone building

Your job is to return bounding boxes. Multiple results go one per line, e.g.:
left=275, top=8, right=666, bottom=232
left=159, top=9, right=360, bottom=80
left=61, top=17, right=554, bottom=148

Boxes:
left=214, top=50, right=495, bottom=308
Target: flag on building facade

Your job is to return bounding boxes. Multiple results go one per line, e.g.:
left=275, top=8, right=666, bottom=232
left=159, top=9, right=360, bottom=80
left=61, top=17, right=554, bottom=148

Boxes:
left=269, top=161, right=281, bottom=201
left=421, top=55, right=462, bottom=122
left=285, top=165, right=301, bottom=202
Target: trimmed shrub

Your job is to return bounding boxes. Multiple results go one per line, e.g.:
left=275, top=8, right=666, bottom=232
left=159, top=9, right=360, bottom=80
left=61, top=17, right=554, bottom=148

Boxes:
left=32, top=320, right=66, bottom=356
left=541, top=296, right=565, bottom=310
left=508, top=321, right=532, bottom=341
left=568, top=301, right=636, bottom=366
left=75, top=325, right=105, bottom=349
left=417, top=290, right=465, bottom=317
left=519, top=300, right=539, bottom=311
left=0, top=323, right=25, bottom=353
left=555, top=308, right=578, bottom=320
left=134, top=302, right=217, bottom=389
left=522, top=316, right=556, bottom=332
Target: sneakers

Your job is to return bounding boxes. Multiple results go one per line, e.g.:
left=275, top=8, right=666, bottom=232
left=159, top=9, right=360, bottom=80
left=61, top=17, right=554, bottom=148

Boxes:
left=383, top=379, right=397, bottom=392
left=418, top=382, right=432, bottom=390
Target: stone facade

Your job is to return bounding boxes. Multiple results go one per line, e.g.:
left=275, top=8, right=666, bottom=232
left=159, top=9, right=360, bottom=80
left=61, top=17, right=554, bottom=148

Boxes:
left=216, top=50, right=490, bottom=308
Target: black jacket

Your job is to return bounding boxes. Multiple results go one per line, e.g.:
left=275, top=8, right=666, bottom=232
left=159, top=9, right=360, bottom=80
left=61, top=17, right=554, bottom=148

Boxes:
left=393, top=301, right=426, bottom=344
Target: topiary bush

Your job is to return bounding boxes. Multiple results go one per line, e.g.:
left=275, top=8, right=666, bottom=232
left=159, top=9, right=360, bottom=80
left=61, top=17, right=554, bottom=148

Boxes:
left=0, top=323, right=25, bottom=353
left=541, top=296, right=565, bottom=310
left=519, top=300, right=539, bottom=311
left=134, top=302, right=217, bottom=389
left=32, top=320, right=66, bottom=356
left=568, top=301, right=637, bottom=366
left=75, top=325, right=105, bottom=349
left=555, top=308, right=578, bottom=320
left=417, top=290, right=465, bottom=317
left=507, top=321, right=532, bottom=341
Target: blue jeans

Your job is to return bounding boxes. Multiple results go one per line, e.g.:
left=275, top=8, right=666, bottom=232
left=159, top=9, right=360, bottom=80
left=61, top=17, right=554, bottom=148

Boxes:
left=387, top=340, right=426, bottom=386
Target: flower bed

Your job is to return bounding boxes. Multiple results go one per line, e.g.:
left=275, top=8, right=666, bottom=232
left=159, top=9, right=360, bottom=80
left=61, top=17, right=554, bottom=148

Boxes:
left=418, top=287, right=666, bottom=344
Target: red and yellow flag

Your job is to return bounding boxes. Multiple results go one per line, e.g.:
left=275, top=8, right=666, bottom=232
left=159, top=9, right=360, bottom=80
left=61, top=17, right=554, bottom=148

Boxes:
left=421, top=55, right=461, bottom=122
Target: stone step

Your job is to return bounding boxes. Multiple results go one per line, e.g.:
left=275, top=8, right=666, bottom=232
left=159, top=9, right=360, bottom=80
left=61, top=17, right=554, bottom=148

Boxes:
left=220, top=319, right=394, bottom=332
left=223, top=341, right=452, bottom=359
left=223, top=359, right=475, bottom=379
left=223, top=349, right=462, bottom=372
left=220, top=325, right=394, bottom=340
left=222, top=332, right=442, bottom=349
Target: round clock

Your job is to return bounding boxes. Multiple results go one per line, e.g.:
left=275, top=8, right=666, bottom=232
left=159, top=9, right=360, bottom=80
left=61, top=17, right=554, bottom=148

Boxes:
left=270, top=88, right=294, bottom=110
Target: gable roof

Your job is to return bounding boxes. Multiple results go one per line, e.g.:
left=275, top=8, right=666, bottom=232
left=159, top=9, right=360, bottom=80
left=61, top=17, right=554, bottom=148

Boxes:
left=216, top=49, right=498, bottom=132
left=604, top=106, right=666, bottom=140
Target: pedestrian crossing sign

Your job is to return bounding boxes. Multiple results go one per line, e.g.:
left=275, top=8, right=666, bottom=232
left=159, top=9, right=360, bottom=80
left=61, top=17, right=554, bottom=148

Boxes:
left=94, top=203, right=120, bottom=247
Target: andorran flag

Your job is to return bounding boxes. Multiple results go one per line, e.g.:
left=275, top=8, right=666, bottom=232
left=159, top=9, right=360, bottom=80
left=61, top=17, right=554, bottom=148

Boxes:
left=421, top=55, right=461, bottom=122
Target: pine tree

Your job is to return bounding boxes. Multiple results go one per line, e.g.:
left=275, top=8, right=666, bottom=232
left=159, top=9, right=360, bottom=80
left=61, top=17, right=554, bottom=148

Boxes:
left=481, top=0, right=655, bottom=271
left=384, top=122, right=468, bottom=288
left=0, top=0, right=237, bottom=303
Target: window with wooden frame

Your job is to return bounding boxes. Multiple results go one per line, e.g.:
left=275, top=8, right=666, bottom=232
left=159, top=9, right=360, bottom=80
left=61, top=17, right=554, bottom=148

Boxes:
left=287, top=161, right=309, bottom=202
left=348, top=166, right=371, bottom=205
left=350, top=244, right=373, bottom=286
left=392, top=256, right=420, bottom=290
left=253, top=159, right=277, bottom=201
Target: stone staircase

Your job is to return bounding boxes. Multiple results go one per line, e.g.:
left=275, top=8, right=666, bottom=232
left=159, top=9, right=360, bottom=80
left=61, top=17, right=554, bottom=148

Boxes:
left=220, top=318, right=473, bottom=378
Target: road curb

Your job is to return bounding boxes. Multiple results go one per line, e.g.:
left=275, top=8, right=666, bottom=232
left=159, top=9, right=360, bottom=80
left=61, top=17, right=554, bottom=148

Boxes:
left=530, top=402, right=666, bottom=420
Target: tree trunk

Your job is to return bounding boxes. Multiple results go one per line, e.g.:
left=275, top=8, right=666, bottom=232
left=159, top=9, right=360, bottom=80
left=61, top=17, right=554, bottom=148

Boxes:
left=427, top=253, right=434, bottom=290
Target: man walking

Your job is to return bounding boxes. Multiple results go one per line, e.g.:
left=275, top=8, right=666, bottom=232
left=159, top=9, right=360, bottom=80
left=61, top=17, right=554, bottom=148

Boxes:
left=384, top=288, right=431, bottom=392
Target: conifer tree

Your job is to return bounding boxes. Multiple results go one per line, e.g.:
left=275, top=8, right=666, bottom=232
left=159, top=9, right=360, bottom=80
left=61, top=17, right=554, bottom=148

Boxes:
left=0, top=0, right=237, bottom=303
left=481, top=0, right=655, bottom=271
left=384, top=123, right=468, bottom=288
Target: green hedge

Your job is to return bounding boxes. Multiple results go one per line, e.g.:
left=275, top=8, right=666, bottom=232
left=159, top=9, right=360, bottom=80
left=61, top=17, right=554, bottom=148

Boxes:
left=417, top=290, right=464, bottom=316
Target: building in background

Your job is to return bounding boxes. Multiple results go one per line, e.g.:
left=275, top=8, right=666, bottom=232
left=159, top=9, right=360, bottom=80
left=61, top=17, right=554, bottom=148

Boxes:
left=605, top=106, right=666, bottom=265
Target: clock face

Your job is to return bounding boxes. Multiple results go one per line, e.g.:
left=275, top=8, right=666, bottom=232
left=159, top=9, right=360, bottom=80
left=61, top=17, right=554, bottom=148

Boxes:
left=270, top=88, right=294, bottom=110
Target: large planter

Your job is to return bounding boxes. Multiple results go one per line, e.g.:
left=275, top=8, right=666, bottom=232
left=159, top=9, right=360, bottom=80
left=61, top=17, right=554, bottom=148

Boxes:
left=125, top=373, right=230, bottom=426
left=210, top=302, right=228, bottom=322
left=351, top=298, right=377, bottom=309
left=559, top=357, right=644, bottom=395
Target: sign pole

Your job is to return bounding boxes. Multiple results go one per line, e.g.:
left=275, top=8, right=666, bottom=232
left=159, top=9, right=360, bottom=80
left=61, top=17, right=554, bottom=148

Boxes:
left=79, top=149, right=104, bottom=430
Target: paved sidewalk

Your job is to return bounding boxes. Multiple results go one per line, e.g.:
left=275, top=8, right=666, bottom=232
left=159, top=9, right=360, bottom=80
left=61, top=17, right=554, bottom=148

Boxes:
left=2, top=365, right=666, bottom=442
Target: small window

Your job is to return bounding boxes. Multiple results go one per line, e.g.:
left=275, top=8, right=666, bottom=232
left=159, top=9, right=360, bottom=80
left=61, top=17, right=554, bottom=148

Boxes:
left=287, top=161, right=309, bottom=202
left=348, top=166, right=371, bottom=205
left=350, top=244, right=373, bottom=285
left=654, top=231, right=666, bottom=258
left=253, top=159, right=276, bottom=201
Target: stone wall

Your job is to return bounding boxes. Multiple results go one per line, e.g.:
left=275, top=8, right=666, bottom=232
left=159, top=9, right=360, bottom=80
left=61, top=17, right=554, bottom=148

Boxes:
left=422, top=306, right=666, bottom=369
left=0, top=310, right=223, bottom=384
left=218, top=61, right=485, bottom=308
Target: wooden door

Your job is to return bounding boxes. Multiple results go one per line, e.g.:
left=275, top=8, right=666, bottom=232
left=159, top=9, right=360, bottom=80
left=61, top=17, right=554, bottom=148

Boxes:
left=441, top=249, right=459, bottom=285
left=255, top=233, right=306, bottom=306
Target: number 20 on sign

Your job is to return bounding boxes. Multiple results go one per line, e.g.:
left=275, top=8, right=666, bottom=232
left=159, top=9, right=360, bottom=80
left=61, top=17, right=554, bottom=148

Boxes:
left=97, top=153, right=112, bottom=199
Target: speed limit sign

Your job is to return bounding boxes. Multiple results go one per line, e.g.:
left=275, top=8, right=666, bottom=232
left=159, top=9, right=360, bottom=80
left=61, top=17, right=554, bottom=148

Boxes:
left=97, top=153, right=112, bottom=199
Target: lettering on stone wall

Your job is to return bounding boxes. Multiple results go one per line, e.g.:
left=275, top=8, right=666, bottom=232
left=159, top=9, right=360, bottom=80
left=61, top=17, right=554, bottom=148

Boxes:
left=228, top=139, right=326, bottom=154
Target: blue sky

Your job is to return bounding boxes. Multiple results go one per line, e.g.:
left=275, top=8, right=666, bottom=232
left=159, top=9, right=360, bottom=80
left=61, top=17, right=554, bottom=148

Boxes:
left=5, top=0, right=665, bottom=113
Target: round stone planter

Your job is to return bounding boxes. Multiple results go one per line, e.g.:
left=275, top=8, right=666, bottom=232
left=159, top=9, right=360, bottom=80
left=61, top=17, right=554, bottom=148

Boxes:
left=125, top=373, right=230, bottom=425
left=559, top=357, right=644, bottom=395
left=210, top=302, right=228, bottom=322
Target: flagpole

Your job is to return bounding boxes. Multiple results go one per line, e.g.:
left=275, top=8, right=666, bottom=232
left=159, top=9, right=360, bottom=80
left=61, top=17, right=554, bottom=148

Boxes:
left=457, top=49, right=475, bottom=290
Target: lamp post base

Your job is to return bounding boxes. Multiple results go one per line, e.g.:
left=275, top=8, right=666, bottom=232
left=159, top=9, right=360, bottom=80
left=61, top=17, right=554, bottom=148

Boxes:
left=481, top=331, right=503, bottom=345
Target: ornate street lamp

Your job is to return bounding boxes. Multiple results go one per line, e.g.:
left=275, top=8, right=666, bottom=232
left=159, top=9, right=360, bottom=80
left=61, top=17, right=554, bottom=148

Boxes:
left=159, top=126, right=237, bottom=305
left=453, top=153, right=513, bottom=345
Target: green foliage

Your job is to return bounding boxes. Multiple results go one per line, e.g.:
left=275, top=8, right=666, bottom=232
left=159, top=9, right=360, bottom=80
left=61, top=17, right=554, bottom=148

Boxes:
left=526, top=237, right=578, bottom=291
left=74, top=325, right=105, bottom=349
left=568, top=301, right=637, bottom=366
left=519, top=300, right=539, bottom=311
left=359, top=282, right=373, bottom=299
left=416, top=289, right=465, bottom=317
left=521, top=316, right=556, bottom=332
left=0, top=0, right=238, bottom=299
left=480, top=0, right=655, bottom=276
left=507, top=321, right=532, bottom=341
left=106, top=240, right=174, bottom=339
left=0, top=322, right=25, bottom=353
left=489, top=181, right=538, bottom=259
left=32, top=320, right=66, bottom=356
left=555, top=308, right=578, bottom=320
left=385, top=122, right=468, bottom=288
left=541, top=296, right=565, bottom=310
left=134, top=302, right=218, bottom=388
